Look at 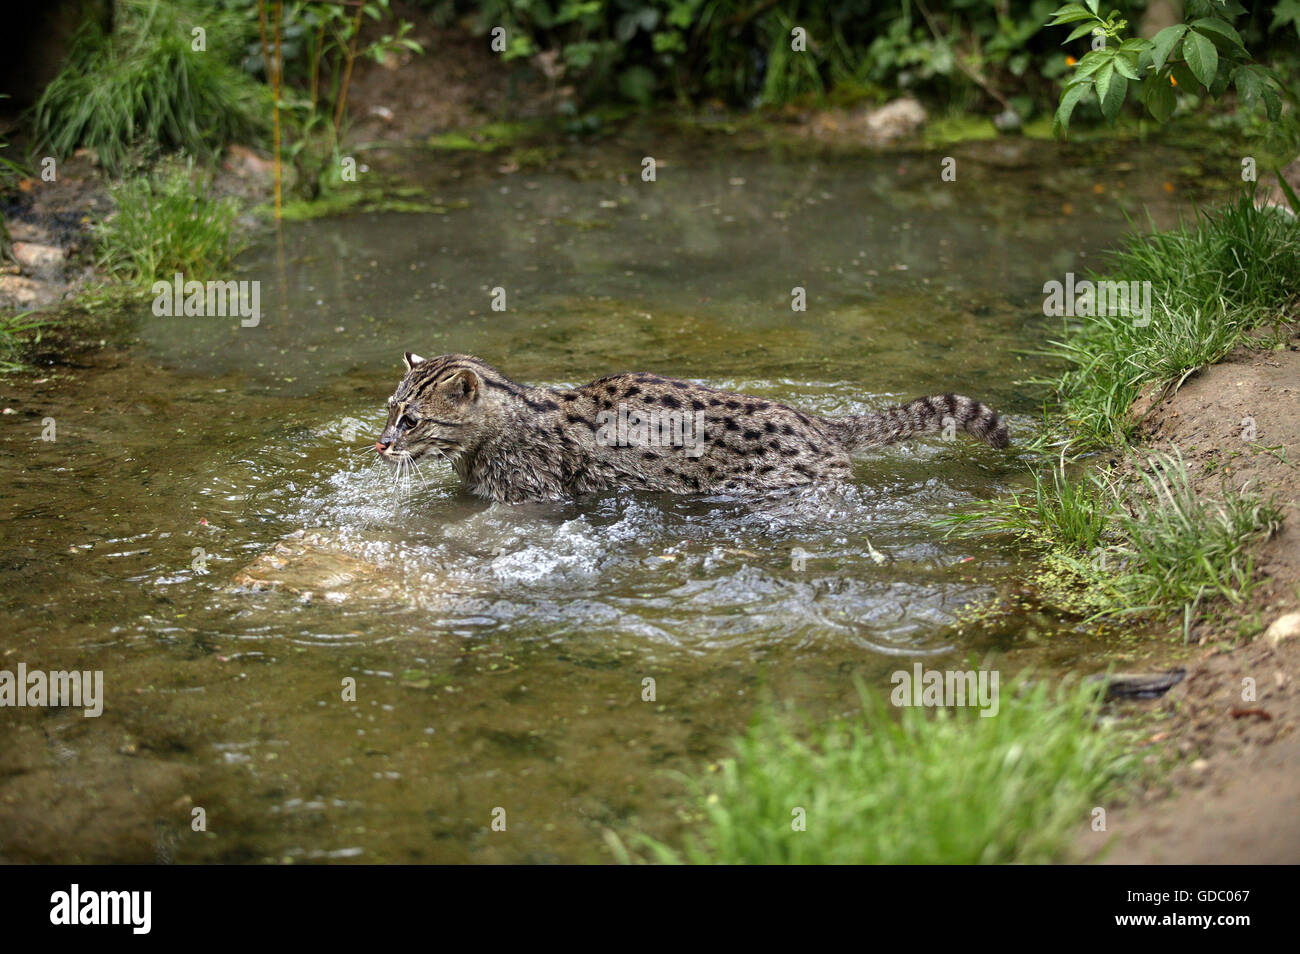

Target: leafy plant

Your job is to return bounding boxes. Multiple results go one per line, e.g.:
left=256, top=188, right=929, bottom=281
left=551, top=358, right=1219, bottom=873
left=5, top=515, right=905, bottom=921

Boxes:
left=1047, top=0, right=1289, bottom=133
left=458, top=1, right=1300, bottom=117
left=470, top=0, right=1079, bottom=112
left=937, top=453, right=1116, bottom=552
left=251, top=0, right=423, bottom=211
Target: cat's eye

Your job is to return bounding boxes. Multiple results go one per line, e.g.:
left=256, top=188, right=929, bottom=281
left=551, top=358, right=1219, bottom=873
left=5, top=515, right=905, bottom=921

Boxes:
left=399, top=414, right=417, bottom=430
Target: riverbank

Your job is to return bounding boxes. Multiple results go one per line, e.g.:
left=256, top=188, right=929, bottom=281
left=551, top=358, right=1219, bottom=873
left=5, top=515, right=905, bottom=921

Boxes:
left=1088, top=337, right=1300, bottom=864
left=993, top=197, right=1300, bottom=863
left=993, top=192, right=1300, bottom=864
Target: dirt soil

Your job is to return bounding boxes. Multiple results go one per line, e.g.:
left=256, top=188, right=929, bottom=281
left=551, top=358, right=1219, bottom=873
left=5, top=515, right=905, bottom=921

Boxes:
left=1084, top=334, right=1300, bottom=864
left=343, top=19, right=551, bottom=145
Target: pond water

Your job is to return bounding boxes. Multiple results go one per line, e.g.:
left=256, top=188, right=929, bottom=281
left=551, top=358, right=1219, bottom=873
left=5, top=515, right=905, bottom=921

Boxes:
left=0, top=135, right=1194, bottom=862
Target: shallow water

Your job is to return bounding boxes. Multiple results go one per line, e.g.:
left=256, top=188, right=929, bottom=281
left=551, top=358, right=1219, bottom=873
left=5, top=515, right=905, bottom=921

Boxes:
left=0, top=137, right=1193, bottom=862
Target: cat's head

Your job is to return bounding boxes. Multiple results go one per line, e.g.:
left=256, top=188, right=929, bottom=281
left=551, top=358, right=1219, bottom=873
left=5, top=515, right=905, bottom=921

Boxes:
left=376, top=352, right=514, bottom=465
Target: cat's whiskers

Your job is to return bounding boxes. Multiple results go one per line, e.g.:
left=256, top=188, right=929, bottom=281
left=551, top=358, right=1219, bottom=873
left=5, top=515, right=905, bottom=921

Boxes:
left=407, top=453, right=427, bottom=485
left=388, top=456, right=406, bottom=500
left=394, top=454, right=420, bottom=498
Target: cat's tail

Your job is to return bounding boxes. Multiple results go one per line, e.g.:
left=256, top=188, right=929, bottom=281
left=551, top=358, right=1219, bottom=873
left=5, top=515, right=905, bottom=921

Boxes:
left=828, top=394, right=1009, bottom=450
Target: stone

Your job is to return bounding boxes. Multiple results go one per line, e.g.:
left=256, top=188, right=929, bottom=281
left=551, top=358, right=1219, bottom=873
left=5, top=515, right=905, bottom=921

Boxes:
left=1265, top=611, right=1300, bottom=647
left=11, top=241, right=65, bottom=271
left=864, top=97, right=927, bottom=142
left=0, top=274, right=61, bottom=309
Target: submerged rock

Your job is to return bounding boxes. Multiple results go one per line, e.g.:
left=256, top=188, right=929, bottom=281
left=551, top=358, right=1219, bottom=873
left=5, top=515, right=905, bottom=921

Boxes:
left=228, top=529, right=475, bottom=607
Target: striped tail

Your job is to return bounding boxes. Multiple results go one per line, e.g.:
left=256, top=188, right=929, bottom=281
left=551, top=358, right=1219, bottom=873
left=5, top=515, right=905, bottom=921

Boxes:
left=829, top=394, right=1009, bottom=450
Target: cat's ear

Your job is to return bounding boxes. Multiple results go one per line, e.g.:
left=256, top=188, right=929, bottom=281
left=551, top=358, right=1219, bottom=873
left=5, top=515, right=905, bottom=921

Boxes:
left=403, top=352, right=426, bottom=372
left=443, top=367, right=480, bottom=402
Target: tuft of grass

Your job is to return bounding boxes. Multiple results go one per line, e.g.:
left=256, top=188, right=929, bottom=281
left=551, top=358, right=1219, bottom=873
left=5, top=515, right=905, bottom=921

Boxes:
left=1042, top=189, right=1300, bottom=450
left=639, top=679, right=1134, bottom=865
left=1106, top=450, right=1283, bottom=627
left=95, top=160, right=243, bottom=284
left=0, top=312, right=47, bottom=373
left=937, top=455, right=1115, bottom=552
left=32, top=0, right=266, bottom=174
left=949, top=449, right=1282, bottom=633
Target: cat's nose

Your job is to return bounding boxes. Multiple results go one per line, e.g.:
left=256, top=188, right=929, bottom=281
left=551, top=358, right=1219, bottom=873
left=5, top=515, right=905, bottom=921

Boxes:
left=375, top=440, right=389, bottom=453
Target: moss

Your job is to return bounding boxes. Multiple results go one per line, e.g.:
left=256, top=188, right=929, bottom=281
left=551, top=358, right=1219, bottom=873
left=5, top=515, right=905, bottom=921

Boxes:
left=555, top=217, right=612, bottom=230
left=265, top=188, right=471, bottom=221
left=268, top=190, right=368, bottom=221
left=425, top=131, right=493, bottom=152
left=426, top=119, right=550, bottom=153
left=920, top=112, right=1003, bottom=146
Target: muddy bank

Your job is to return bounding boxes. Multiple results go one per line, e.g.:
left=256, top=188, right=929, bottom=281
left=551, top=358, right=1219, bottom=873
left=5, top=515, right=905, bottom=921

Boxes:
left=1086, top=335, right=1300, bottom=864
left=0, top=146, right=278, bottom=314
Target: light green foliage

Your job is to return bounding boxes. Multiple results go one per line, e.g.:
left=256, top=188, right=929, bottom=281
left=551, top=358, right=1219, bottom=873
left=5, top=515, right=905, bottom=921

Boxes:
left=258, top=0, right=423, bottom=199
left=94, top=160, right=243, bottom=283
left=0, top=312, right=46, bottom=373
left=946, top=447, right=1283, bottom=632
left=1108, top=450, right=1282, bottom=621
left=937, top=455, right=1115, bottom=552
left=945, top=188, right=1298, bottom=633
left=1045, top=189, right=1300, bottom=449
left=640, top=680, right=1133, bottom=864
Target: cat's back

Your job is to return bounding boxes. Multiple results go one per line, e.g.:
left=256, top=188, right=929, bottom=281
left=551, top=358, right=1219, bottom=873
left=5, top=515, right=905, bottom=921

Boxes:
left=565, top=371, right=851, bottom=493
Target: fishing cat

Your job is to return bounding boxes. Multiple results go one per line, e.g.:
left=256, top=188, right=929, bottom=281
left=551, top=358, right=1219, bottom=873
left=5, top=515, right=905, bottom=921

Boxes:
left=376, top=353, right=1009, bottom=503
